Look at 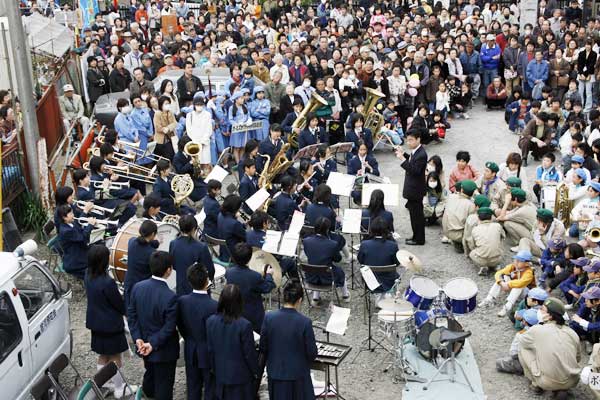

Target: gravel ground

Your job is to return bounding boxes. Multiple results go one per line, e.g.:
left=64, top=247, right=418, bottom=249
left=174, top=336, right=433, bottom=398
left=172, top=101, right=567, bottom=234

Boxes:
left=44, top=102, right=596, bottom=400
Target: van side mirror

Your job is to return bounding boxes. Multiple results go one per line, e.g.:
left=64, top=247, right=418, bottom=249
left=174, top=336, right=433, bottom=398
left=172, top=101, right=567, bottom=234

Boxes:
left=60, top=280, right=72, bottom=300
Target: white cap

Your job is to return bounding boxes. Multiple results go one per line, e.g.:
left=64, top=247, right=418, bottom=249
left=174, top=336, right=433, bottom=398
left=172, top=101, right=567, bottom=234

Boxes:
left=63, top=84, right=74, bottom=92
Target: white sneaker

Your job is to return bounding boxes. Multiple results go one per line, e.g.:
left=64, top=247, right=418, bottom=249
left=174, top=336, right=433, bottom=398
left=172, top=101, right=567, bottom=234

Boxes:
left=114, top=385, right=138, bottom=399
left=441, top=236, right=451, bottom=244
left=479, top=298, right=494, bottom=308
left=464, top=113, right=470, bottom=119
left=564, top=304, right=573, bottom=310
left=497, top=306, right=508, bottom=318
left=478, top=267, right=488, bottom=276
left=510, top=246, right=519, bottom=253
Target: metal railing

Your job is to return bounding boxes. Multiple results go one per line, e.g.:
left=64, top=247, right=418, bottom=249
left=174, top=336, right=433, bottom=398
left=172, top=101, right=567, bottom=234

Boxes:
left=2, top=141, right=26, bottom=207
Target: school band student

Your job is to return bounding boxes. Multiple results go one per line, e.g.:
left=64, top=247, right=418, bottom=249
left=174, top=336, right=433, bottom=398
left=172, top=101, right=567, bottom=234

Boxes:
left=203, top=179, right=222, bottom=239
left=217, top=194, right=247, bottom=261
left=124, top=220, right=159, bottom=308
left=177, top=264, right=218, bottom=400
left=225, top=242, right=276, bottom=332
left=206, top=284, right=260, bottom=400
left=259, top=282, right=318, bottom=400
left=57, top=204, right=97, bottom=279
left=85, top=244, right=136, bottom=398
left=128, top=251, right=179, bottom=400
left=273, top=175, right=306, bottom=230
left=169, top=215, right=215, bottom=296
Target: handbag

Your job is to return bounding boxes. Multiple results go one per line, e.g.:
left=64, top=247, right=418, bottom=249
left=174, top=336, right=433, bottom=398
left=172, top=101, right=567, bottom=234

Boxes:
left=504, top=69, right=517, bottom=80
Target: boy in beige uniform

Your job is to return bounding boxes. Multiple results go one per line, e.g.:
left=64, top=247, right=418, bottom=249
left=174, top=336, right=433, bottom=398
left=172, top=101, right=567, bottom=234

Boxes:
left=518, top=208, right=566, bottom=257
left=480, top=161, right=507, bottom=208
left=442, top=180, right=477, bottom=253
left=466, top=207, right=505, bottom=275
left=496, top=188, right=537, bottom=246
left=462, top=194, right=492, bottom=254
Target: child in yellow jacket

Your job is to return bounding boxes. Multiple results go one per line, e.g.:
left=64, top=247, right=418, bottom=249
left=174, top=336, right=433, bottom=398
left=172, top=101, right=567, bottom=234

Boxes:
left=479, top=250, right=536, bottom=317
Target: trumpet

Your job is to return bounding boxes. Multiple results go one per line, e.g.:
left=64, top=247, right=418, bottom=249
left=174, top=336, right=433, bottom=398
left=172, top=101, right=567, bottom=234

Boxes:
left=74, top=200, right=115, bottom=216
left=75, top=217, right=118, bottom=226
left=91, top=179, right=131, bottom=190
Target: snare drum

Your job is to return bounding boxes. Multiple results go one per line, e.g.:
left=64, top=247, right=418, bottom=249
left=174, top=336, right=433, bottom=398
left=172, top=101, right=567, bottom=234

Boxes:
left=377, top=310, right=415, bottom=338
left=404, top=276, right=440, bottom=310
left=443, top=277, right=478, bottom=315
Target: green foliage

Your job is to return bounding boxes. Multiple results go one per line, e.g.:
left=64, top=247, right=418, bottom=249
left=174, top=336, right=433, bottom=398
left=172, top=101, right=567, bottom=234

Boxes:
left=14, top=191, right=48, bottom=238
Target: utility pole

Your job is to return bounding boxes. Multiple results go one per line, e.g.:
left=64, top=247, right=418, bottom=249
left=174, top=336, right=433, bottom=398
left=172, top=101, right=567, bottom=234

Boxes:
left=5, top=0, right=40, bottom=194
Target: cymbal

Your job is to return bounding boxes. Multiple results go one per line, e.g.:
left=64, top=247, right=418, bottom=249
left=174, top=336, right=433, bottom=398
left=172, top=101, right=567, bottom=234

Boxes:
left=396, top=250, right=423, bottom=273
left=248, top=248, right=283, bottom=288
left=377, top=298, right=414, bottom=313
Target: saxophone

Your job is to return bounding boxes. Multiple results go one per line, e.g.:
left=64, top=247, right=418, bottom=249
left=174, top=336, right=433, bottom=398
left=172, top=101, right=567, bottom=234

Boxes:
left=553, top=182, right=572, bottom=226
left=258, top=143, right=293, bottom=190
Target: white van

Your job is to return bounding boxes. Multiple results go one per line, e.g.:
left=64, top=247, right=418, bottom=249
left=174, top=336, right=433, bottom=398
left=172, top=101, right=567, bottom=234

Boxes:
left=0, top=244, right=72, bottom=400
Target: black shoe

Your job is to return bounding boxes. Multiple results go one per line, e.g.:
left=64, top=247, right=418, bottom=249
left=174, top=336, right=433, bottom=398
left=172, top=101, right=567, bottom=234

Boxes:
left=404, top=238, right=415, bottom=244
left=522, top=158, right=528, bottom=167
left=405, top=239, right=425, bottom=246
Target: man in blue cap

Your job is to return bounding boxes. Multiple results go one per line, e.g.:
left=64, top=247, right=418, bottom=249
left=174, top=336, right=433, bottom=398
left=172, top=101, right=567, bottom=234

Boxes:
left=480, top=250, right=536, bottom=317
left=568, top=180, right=600, bottom=238
left=570, top=286, right=600, bottom=348
left=496, top=308, right=540, bottom=375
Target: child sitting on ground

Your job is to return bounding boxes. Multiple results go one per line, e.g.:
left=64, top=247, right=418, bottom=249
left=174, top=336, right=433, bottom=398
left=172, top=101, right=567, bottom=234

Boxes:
left=432, top=110, right=450, bottom=139
left=569, top=286, right=600, bottom=350
left=510, top=287, right=548, bottom=330
left=479, top=250, right=536, bottom=317
left=496, top=308, right=539, bottom=375
left=538, top=238, right=567, bottom=289
left=559, top=257, right=591, bottom=307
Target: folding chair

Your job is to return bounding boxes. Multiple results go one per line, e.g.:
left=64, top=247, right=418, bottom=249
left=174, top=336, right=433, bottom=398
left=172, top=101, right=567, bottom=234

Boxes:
left=92, top=361, right=136, bottom=399
left=373, top=130, right=394, bottom=151
left=298, top=262, right=341, bottom=307
left=30, top=374, right=58, bottom=400
left=47, top=353, right=85, bottom=400
left=204, top=234, right=233, bottom=268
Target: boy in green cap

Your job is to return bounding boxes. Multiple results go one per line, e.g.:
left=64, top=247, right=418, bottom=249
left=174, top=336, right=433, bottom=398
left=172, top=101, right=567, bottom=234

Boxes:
left=465, top=207, right=505, bottom=275
left=517, top=208, right=566, bottom=258
left=496, top=187, right=537, bottom=248
left=442, top=179, right=477, bottom=252
left=479, top=161, right=507, bottom=207
left=462, top=194, right=492, bottom=255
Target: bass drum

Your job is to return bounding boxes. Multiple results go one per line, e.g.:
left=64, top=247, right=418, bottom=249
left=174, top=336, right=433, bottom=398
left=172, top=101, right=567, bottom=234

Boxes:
left=416, top=315, right=465, bottom=360
left=109, top=219, right=181, bottom=291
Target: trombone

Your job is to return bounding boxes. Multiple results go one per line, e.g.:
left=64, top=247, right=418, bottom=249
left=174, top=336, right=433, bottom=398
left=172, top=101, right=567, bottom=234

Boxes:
left=104, top=165, right=156, bottom=185
left=75, top=217, right=119, bottom=227
left=74, top=200, right=115, bottom=216
left=98, top=135, right=170, bottom=164
left=91, top=179, right=131, bottom=190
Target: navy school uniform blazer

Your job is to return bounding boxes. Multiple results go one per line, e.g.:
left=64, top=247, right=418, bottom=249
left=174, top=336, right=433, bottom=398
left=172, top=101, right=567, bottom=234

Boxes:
left=302, top=234, right=342, bottom=267
left=84, top=273, right=125, bottom=333
left=246, top=229, right=265, bottom=248
left=169, top=236, right=215, bottom=296
left=347, top=154, right=380, bottom=177
left=305, top=202, right=337, bottom=230
left=312, top=158, right=337, bottom=184
left=281, top=111, right=299, bottom=135
left=128, top=277, right=179, bottom=363
left=274, top=192, right=299, bottom=230
left=298, top=127, right=328, bottom=150
left=177, top=292, right=218, bottom=369
left=152, top=177, right=177, bottom=216
left=225, top=264, right=276, bottom=332
left=358, top=237, right=399, bottom=292
left=258, top=137, right=283, bottom=160
left=345, top=128, right=374, bottom=156
left=259, top=308, right=318, bottom=384
left=202, top=195, right=220, bottom=238
left=124, top=237, right=160, bottom=306
left=206, top=314, right=259, bottom=385
left=217, top=212, right=246, bottom=260
left=361, top=208, right=395, bottom=233
left=172, top=150, right=208, bottom=201
left=54, top=204, right=83, bottom=234
left=239, top=174, right=259, bottom=211
left=58, top=222, right=93, bottom=277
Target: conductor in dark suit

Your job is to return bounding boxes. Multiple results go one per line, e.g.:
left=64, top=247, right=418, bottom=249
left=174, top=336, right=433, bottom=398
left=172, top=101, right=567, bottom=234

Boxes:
left=395, top=129, right=428, bottom=245
left=128, top=251, right=179, bottom=400
left=177, top=263, right=218, bottom=400
left=259, top=282, right=318, bottom=400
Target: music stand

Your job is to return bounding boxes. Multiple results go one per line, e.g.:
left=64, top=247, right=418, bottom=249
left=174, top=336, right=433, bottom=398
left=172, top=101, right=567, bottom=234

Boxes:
left=352, top=264, right=398, bottom=361
left=312, top=322, right=351, bottom=400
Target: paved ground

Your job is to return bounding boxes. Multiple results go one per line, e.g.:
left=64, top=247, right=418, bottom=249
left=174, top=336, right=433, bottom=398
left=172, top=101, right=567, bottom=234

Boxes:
left=59, top=103, right=596, bottom=399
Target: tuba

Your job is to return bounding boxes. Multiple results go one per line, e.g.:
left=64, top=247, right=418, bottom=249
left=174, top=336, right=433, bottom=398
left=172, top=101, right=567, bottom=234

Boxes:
left=290, top=92, right=328, bottom=148
left=362, top=87, right=386, bottom=136
left=553, top=183, right=572, bottom=226
left=184, top=141, right=203, bottom=179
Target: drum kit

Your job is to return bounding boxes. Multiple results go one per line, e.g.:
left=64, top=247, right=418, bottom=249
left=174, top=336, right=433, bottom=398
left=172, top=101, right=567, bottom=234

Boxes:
left=374, top=275, right=478, bottom=384
left=106, top=218, right=180, bottom=291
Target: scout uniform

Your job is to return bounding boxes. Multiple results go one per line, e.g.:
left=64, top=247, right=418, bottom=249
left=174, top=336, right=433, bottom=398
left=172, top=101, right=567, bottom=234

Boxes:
left=442, top=179, right=477, bottom=251
left=502, top=188, right=537, bottom=246
left=480, top=161, right=507, bottom=210
left=462, top=194, right=492, bottom=255
left=518, top=208, right=566, bottom=258
left=466, top=207, right=505, bottom=273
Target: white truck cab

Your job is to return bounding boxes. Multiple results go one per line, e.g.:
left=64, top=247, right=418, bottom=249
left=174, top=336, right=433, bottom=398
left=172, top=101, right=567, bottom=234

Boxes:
left=0, top=241, right=72, bottom=400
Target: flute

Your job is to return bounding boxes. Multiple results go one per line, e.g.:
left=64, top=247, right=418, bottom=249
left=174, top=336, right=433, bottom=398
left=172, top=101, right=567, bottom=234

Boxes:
left=75, top=217, right=118, bottom=226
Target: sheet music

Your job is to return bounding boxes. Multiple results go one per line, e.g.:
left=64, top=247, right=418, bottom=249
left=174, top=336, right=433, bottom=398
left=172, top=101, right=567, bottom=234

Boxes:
left=288, top=211, right=305, bottom=234
left=327, top=172, right=356, bottom=197
left=262, top=230, right=282, bottom=254
left=279, top=231, right=300, bottom=257
left=360, top=266, right=381, bottom=291
left=245, top=188, right=271, bottom=212
left=205, top=165, right=229, bottom=183
left=195, top=209, right=206, bottom=225
left=342, top=209, right=362, bottom=234
left=326, top=305, right=351, bottom=336
left=361, top=183, right=400, bottom=206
